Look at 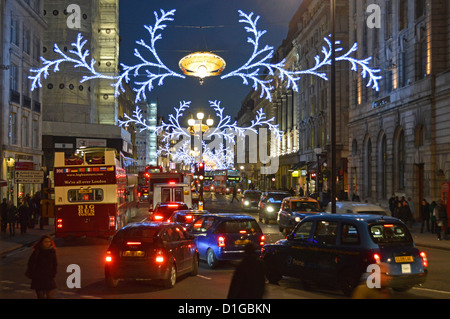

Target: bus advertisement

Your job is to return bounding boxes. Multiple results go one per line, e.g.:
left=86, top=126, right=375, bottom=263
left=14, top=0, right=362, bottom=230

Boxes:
left=54, top=148, right=138, bottom=238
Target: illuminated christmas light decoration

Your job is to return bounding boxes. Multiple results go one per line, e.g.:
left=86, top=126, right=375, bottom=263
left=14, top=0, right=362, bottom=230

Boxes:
left=29, top=8, right=382, bottom=103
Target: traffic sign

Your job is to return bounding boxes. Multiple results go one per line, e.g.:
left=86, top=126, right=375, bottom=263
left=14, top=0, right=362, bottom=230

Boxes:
left=14, top=170, right=44, bottom=184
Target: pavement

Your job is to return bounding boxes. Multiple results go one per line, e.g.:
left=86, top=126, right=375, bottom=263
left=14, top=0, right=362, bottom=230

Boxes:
left=1, top=220, right=449, bottom=257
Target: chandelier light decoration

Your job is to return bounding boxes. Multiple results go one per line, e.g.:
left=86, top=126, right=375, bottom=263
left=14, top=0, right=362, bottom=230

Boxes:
left=29, top=9, right=382, bottom=102
left=118, top=100, right=281, bottom=169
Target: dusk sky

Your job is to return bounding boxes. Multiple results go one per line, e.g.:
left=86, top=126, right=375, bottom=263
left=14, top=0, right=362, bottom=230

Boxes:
left=118, top=0, right=302, bottom=122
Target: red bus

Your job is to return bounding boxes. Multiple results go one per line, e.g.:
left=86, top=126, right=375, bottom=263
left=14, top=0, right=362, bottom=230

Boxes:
left=53, top=148, right=138, bottom=238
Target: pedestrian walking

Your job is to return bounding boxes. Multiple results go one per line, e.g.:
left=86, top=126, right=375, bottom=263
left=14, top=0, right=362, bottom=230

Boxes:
left=435, top=200, right=448, bottom=241
left=393, top=201, right=403, bottom=220
left=420, top=199, right=430, bottom=233
left=230, top=186, right=238, bottom=204
left=403, top=201, right=413, bottom=228
left=6, top=200, right=17, bottom=237
left=0, top=198, right=7, bottom=232
left=18, top=200, right=31, bottom=234
left=26, top=235, right=57, bottom=299
left=227, top=243, right=265, bottom=299
left=430, top=201, right=437, bottom=233
left=388, top=194, right=396, bottom=216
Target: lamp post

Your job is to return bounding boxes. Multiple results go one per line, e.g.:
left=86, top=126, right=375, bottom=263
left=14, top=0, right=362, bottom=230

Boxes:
left=188, top=111, right=214, bottom=210
left=330, top=0, right=337, bottom=213
left=314, top=148, right=322, bottom=195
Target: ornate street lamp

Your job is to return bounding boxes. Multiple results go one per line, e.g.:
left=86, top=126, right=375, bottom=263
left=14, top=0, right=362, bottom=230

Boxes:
left=179, top=51, right=226, bottom=85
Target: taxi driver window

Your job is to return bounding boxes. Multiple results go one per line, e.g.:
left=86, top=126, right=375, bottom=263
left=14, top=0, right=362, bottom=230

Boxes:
left=370, top=223, right=413, bottom=244
left=313, top=221, right=338, bottom=245
left=292, top=201, right=319, bottom=212
left=191, top=217, right=216, bottom=233
left=292, top=221, right=313, bottom=241
left=341, top=224, right=360, bottom=245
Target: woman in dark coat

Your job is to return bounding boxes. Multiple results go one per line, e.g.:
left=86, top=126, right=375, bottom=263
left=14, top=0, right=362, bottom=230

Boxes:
left=27, top=235, right=57, bottom=299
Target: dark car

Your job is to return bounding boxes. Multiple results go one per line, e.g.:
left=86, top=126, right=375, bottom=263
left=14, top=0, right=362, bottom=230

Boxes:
left=168, top=210, right=210, bottom=229
left=258, top=191, right=291, bottom=224
left=104, top=222, right=199, bottom=289
left=148, top=202, right=189, bottom=222
left=262, top=214, right=428, bottom=296
left=277, top=197, right=321, bottom=235
left=188, top=213, right=265, bottom=269
left=241, top=190, right=262, bottom=210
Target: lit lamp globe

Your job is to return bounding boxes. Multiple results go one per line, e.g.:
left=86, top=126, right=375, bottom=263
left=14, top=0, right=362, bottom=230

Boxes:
left=179, top=52, right=226, bottom=85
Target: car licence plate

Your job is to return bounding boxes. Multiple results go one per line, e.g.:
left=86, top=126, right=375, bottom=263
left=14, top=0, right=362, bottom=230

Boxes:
left=395, top=256, right=413, bottom=263
left=234, top=239, right=252, bottom=246
left=121, top=251, right=145, bottom=257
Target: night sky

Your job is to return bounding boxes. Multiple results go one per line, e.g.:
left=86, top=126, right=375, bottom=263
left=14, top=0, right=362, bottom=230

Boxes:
left=118, top=0, right=302, bottom=122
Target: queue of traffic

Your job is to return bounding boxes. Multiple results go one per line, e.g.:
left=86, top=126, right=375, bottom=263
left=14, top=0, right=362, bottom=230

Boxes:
left=103, top=183, right=428, bottom=297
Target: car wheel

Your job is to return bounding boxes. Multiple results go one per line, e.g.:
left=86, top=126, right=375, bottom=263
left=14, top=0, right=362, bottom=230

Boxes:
left=206, top=248, right=218, bottom=269
left=338, top=269, right=359, bottom=297
left=190, top=254, right=199, bottom=276
left=163, top=263, right=177, bottom=289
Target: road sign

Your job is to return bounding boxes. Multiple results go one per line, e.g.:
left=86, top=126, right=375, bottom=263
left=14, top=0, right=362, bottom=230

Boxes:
left=14, top=170, right=44, bottom=184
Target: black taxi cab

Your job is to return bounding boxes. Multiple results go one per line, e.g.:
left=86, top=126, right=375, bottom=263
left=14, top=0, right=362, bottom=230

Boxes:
left=277, top=197, right=321, bottom=235
left=262, top=214, right=428, bottom=296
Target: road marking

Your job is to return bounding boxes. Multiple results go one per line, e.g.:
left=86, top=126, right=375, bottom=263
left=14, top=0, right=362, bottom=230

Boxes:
left=413, top=287, right=450, bottom=295
left=197, top=275, right=212, bottom=280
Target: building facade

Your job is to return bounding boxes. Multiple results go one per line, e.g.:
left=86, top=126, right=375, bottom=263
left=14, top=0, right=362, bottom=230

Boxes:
left=40, top=0, right=137, bottom=180
left=1, top=0, right=47, bottom=204
left=347, top=0, right=450, bottom=216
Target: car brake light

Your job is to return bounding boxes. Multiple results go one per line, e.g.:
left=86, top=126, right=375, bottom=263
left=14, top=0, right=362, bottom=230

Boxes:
left=127, top=241, right=141, bottom=246
left=105, top=251, right=112, bottom=263
left=239, top=230, right=247, bottom=234
left=260, top=235, right=265, bottom=246
left=420, top=251, right=428, bottom=268
left=153, top=215, right=164, bottom=221
left=373, top=253, right=381, bottom=264
left=155, top=251, right=164, bottom=263
left=218, top=236, right=225, bottom=247
left=384, top=224, right=394, bottom=228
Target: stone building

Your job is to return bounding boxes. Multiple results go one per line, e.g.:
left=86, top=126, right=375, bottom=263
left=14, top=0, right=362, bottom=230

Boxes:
left=347, top=0, right=450, bottom=216
left=0, top=0, right=47, bottom=204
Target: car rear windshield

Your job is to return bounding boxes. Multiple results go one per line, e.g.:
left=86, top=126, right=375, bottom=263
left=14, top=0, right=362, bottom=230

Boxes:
left=215, top=219, right=262, bottom=234
left=112, top=228, right=157, bottom=244
left=369, top=223, right=413, bottom=244
left=268, top=194, right=289, bottom=202
left=292, top=201, right=320, bottom=212
left=245, top=193, right=261, bottom=199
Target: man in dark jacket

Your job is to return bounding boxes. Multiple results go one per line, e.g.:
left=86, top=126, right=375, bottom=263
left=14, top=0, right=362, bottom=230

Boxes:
left=227, top=243, right=265, bottom=299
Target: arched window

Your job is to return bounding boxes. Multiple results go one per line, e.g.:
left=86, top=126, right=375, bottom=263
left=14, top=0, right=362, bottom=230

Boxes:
left=394, top=129, right=406, bottom=191
left=377, top=134, right=387, bottom=199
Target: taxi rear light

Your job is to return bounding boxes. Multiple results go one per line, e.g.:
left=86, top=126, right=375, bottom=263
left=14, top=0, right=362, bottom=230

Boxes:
left=383, top=224, right=394, bottom=228
left=218, top=236, right=225, bottom=247
left=167, top=204, right=179, bottom=207
left=155, top=251, right=164, bottom=263
left=105, top=251, right=112, bottom=263
left=239, top=230, right=247, bottom=234
left=153, top=215, right=164, bottom=221
left=420, top=251, right=428, bottom=268
left=373, top=253, right=381, bottom=264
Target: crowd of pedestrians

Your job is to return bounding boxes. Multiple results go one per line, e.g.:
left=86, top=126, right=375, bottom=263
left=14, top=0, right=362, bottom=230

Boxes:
left=0, top=192, right=42, bottom=237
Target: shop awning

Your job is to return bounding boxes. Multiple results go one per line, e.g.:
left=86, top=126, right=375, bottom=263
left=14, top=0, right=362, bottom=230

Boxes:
left=0, top=179, right=7, bottom=187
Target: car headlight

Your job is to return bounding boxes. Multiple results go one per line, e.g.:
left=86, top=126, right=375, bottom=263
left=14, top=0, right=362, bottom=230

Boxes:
left=266, top=206, right=274, bottom=212
left=244, top=200, right=250, bottom=206
left=295, top=217, right=301, bottom=222
left=226, top=188, right=230, bottom=192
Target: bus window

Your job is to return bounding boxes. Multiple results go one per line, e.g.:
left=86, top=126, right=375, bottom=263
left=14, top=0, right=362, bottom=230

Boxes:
left=174, top=188, right=183, bottom=202
left=68, top=189, right=104, bottom=202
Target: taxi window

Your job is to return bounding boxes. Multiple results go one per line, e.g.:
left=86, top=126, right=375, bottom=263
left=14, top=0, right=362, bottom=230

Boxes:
left=291, top=201, right=320, bottom=212
left=369, top=223, right=413, bottom=244
left=313, top=221, right=338, bottom=245
left=341, top=224, right=360, bottom=245
left=112, top=227, right=156, bottom=244
left=215, top=220, right=262, bottom=234
left=68, top=188, right=103, bottom=202
left=292, top=221, right=313, bottom=241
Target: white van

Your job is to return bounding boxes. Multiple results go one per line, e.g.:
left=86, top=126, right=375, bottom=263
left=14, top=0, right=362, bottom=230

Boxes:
left=325, top=201, right=389, bottom=216
left=151, top=183, right=192, bottom=210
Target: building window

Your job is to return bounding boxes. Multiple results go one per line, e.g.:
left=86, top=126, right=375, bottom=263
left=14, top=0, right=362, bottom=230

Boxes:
left=399, top=0, right=408, bottom=30
left=9, top=112, right=18, bottom=145
left=385, top=0, right=392, bottom=39
left=10, top=14, right=19, bottom=46
left=23, top=28, right=31, bottom=54
left=32, top=119, right=39, bottom=148
left=395, top=130, right=406, bottom=190
left=377, top=134, right=387, bottom=199
left=22, top=116, right=29, bottom=147
left=10, top=64, right=19, bottom=92
left=398, top=47, right=408, bottom=88
left=363, top=137, right=372, bottom=198
left=415, top=0, right=426, bottom=19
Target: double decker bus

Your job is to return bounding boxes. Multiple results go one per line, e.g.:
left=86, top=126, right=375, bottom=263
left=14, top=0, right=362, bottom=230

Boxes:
left=53, top=148, right=138, bottom=238
left=212, top=169, right=241, bottom=194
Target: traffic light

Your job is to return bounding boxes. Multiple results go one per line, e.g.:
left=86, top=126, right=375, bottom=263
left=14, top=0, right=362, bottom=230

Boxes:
left=198, top=162, right=205, bottom=176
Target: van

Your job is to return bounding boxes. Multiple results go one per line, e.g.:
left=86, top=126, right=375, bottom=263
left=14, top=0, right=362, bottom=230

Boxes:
left=325, top=201, right=389, bottom=216
left=151, top=183, right=192, bottom=210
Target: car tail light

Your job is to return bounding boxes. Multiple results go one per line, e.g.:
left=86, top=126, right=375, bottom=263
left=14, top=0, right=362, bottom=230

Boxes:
left=153, top=214, right=164, bottom=221
left=420, top=251, right=428, bottom=268
left=56, top=218, right=63, bottom=229
left=167, top=204, right=178, bottom=208
left=109, top=216, right=115, bottom=227
left=218, top=236, right=225, bottom=247
left=155, top=251, right=164, bottom=264
left=260, top=235, right=265, bottom=246
left=127, top=241, right=141, bottom=246
left=105, top=251, right=112, bottom=263
left=373, top=253, right=381, bottom=264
